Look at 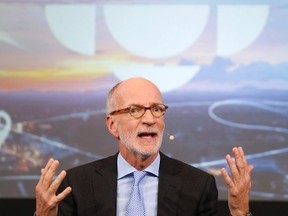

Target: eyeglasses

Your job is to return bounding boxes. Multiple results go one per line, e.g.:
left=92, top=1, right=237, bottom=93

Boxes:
left=109, top=103, right=168, bottom=119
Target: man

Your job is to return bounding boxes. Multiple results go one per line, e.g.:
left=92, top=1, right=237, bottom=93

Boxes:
left=35, top=77, right=253, bottom=216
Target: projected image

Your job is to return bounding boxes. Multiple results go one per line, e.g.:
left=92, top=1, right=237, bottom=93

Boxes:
left=0, top=1, right=288, bottom=200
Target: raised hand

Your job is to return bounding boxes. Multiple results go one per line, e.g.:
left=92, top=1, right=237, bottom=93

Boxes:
left=35, top=159, right=72, bottom=216
left=221, top=147, right=254, bottom=216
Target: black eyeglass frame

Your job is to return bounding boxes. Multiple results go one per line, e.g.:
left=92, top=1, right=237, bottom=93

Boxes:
left=109, top=103, right=168, bottom=118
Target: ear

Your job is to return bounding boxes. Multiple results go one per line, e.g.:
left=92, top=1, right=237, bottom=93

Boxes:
left=106, top=115, right=119, bottom=138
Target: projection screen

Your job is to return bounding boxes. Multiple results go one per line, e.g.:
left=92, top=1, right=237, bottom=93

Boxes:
left=0, top=0, right=287, bottom=200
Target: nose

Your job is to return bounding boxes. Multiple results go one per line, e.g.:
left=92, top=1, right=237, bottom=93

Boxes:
left=141, top=109, right=156, bottom=125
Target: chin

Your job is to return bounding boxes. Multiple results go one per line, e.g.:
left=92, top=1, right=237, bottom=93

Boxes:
left=136, top=146, right=161, bottom=158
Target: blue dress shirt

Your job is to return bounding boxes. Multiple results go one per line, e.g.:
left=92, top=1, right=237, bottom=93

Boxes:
left=117, top=153, right=160, bottom=216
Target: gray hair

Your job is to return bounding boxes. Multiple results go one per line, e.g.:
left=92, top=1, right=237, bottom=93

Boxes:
left=106, top=81, right=122, bottom=115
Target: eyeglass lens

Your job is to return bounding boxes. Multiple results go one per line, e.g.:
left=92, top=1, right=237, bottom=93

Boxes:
left=129, top=104, right=166, bottom=118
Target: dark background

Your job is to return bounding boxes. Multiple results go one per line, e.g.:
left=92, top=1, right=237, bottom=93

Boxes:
left=1, top=199, right=288, bottom=216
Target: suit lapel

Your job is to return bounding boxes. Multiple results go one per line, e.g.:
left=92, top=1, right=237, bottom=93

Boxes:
left=91, top=154, right=118, bottom=216
left=157, top=153, right=182, bottom=216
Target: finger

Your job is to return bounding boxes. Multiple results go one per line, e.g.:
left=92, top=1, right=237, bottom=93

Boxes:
left=238, top=147, right=247, bottom=163
left=56, top=186, right=72, bottom=203
left=245, top=164, right=254, bottom=179
left=221, top=168, right=233, bottom=188
left=226, top=154, right=239, bottom=180
left=42, top=160, right=60, bottom=189
left=235, top=147, right=254, bottom=179
left=39, top=158, right=54, bottom=183
left=248, top=165, right=254, bottom=174
left=233, top=147, right=247, bottom=170
left=48, top=170, right=67, bottom=194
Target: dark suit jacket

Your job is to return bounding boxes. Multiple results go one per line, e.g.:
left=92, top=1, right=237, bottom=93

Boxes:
left=58, top=152, right=218, bottom=216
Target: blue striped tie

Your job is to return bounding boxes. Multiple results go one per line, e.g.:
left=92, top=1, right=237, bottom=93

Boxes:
left=126, top=171, right=147, bottom=216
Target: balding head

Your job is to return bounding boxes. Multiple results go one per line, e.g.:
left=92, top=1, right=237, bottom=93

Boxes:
left=106, top=77, right=162, bottom=114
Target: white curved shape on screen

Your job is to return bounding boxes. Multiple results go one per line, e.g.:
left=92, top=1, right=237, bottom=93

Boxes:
left=217, top=5, right=269, bottom=56
left=208, top=99, right=288, bottom=133
left=0, top=110, right=12, bottom=148
left=45, top=4, right=97, bottom=55
left=112, top=65, right=200, bottom=92
left=104, top=5, right=210, bottom=59
left=0, top=31, right=24, bottom=49
left=192, top=147, right=288, bottom=168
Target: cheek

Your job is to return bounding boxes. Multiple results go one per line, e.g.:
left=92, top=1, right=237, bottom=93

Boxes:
left=158, top=119, right=165, bottom=131
left=117, top=120, right=136, bottom=135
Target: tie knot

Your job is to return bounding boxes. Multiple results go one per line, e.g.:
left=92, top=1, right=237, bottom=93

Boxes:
left=133, top=171, right=147, bottom=186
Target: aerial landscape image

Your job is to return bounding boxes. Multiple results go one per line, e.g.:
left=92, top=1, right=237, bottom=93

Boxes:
left=0, top=0, right=287, bottom=201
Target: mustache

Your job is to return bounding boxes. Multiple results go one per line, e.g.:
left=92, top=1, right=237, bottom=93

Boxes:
left=137, top=127, right=159, bottom=134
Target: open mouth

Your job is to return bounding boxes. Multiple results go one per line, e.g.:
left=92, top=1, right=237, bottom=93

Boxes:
left=137, top=132, right=157, bottom=138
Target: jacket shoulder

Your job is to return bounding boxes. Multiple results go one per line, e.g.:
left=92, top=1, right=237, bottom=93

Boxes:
left=160, top=152, right=214, bottom=179
left=65, top=154, right=117, bottom=179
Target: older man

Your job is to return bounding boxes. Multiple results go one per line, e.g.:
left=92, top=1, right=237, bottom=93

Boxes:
left=35, top=77, right=253, bottom=216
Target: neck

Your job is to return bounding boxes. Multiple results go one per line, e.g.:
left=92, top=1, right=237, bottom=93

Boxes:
left=120, top=150, right=158, bottom=171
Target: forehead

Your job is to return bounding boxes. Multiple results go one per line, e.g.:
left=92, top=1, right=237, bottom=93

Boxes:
left=114, top=79, right=162, bottom=105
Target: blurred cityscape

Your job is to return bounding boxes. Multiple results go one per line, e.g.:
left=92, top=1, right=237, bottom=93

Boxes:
left=0, top=89, right=287, bottom=200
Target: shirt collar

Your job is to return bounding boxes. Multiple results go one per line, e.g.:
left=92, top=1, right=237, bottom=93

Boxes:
left=117, top=152, right=160, bottom=180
